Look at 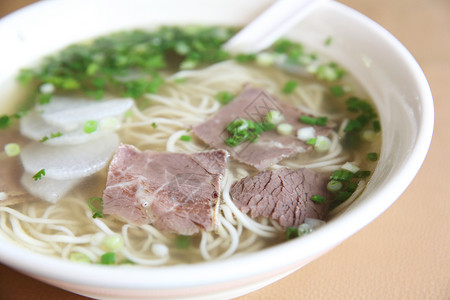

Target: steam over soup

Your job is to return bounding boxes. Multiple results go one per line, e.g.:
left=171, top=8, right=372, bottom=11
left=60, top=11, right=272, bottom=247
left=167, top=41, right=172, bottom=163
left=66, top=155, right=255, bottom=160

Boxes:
left=0, top=26, right=381, bottom=265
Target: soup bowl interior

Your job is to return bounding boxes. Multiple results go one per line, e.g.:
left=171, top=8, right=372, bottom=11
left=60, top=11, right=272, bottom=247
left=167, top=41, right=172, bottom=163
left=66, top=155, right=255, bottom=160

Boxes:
left=0, top=0, right=433, bottom=299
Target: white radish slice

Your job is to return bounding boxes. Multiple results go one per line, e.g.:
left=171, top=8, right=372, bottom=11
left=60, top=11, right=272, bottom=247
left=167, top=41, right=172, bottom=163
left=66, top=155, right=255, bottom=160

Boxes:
left=20, top=172, right=83, bottom=203
left=20, top=133, right=119, bottom=180
left=20, top=110, right=111, bottom=146
left=39, top=97, right=133, bottom=127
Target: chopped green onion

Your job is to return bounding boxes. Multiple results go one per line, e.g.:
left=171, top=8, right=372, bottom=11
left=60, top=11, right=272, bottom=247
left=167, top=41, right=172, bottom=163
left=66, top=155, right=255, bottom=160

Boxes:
left=346, top=182, right=358, bottom=193
left=84, top=120, right=98, bottom=134
left=330, top=85, right=345, bottom=97
left=315, top=63, right=345, bottom=81
left=299, top=115, right=328, bottom=126
left=88, top=197, right=104, bottom=218
left=40, top=132, right=63, bottom=142
left=215, top=91, right=235, bottom=105
left=300, top=115, right=317, bottom=125
left=330, top=169, right=353, bottom=182
left=354, top=170, right=371, bottom=178
left=285, top=227, right=299, bottom=240
left=175, top=235, right=191, bottom=249
left=314, top=136, right=331, bottom=153
left=0, top=115, right=12, bottom=129
left=373, top=120, right=381, bottom=132
left=282, top=80, right=298, bottom=94
left=225, top=118, right=275, bottom=147
left=256, top=52, right=275, bottom=66
left=306, top=138, right=317, bottom=145
left=297, top=126, right=315, bottom=141
left=298, top=223, right=313, bottom=235
left=311, top=195, right=327, bottom=204
left=341, top=162, right=360, bottom=174
left=366, top=152, right=378, bottom=161
left=102, top=235, right=123, bottom=251
left=361, top=129, right=376, bottom=141
left=266, top=110, right=284, bottom=124
left=276, top=123, right=293, bottom=136
left=327, top=180, right=343, bottom=192
left=180, top=135, right=192, bottom=142
left=4, top=143, right=21, bottom=157
left=151, top=122, right=157, bottom=129
left=335, top=191, right=352, bottom=203
left=152, top=243, right=169, bottom=257
left=235, top=53, right=257, bottom=63
left=324, top=37, right=333, bottom=46
left=32, top=169, right=46, bottom=181
left=100, top=252, right=116, bottom=265
left=70, top=252, right=90, bottom=263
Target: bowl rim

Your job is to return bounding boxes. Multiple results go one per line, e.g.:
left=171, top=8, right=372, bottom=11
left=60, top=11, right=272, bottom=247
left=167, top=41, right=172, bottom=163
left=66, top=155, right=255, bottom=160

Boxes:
left=0, top=0, right=434, bottom=293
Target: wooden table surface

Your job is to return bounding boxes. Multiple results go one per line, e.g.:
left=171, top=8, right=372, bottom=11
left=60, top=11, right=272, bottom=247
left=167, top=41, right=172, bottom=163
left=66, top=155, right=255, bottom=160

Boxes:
left=0, top=0, right=449, bottom=299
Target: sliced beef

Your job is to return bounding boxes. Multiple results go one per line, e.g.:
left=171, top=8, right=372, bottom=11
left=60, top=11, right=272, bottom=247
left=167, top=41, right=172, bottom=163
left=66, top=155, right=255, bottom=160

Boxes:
left=102, top=144, right=228, bottom=235
left=230, top=168, right=331, bottom=228
left=193, top=87, right=331, bottom=170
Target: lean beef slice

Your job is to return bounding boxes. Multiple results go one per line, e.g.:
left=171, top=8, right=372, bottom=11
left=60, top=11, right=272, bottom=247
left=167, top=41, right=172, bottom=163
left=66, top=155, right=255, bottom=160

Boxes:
left=193, top=87, right=331, bottom=170
left=103, top=144, right=228, bottom=235
left=230, top=168, right=331, bottom=228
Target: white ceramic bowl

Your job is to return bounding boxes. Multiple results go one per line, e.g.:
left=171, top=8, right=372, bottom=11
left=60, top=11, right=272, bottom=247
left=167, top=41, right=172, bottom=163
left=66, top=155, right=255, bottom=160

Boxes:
left=0, top=0, right=433, bottom=299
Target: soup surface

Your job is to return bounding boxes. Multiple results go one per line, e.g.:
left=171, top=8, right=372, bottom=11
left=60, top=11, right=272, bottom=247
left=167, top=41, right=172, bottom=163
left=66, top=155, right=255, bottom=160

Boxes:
left=0, top=26, right=381, bottom=266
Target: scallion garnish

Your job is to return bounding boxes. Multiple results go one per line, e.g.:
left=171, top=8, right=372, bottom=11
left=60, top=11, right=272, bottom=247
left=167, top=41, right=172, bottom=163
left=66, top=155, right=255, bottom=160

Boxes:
left=180, top=135, right=192, bottom=142
left=4, top=143, right=21, bottom=157
left=214, top=91, right=235, bottom=105
left=39, top=132, right=63, bottom=142
left=299, top=115, right=328, bottom=126
left=32, top=169, right=46, bottom=181
left=224, top=118, right=275, bottom=147
left=330, top=85, right=345, bottom=97
left=100, top=252, right=116, bottom=265
left=151, top=122, right=157, bottom=129
left=330, top=169, right=353, bottom=182
left=285, top=227, right=299, bottom=240
left=311, top=195, right=327, bottom=204
left=175, top=235, right=191, bottom=249
left=366, top=152, right=378, bottom=161
left=282, top=80, right=298, bottom=94
left=88, top=197, right=104, bottom=218
left=70, top=252, right=90, bottom=263
left=84, top=120, right=98, bottom=134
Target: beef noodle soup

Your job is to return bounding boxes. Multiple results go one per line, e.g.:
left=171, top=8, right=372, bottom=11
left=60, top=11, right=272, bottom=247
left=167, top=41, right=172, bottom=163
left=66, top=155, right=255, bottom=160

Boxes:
left=0, top=26, right=381, bottom=266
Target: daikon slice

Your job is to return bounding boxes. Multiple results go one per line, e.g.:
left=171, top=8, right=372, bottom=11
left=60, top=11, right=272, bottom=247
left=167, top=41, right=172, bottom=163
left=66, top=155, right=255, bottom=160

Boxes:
left=20, top=172, right=83, bottom=203
left=20, top=133, right=119, bottom=180
left=39, top=97, right=133, bottom=127
left=20, top=110, right=111, bottom=146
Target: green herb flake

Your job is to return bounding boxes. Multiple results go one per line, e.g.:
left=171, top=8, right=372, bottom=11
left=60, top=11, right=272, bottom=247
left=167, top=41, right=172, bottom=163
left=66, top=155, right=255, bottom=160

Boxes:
left=330, top=169, right=353, bottom=182
left=100, top=252, right=116, bottom=265
left=151, top=122, right=157, bottom=129
left=175, top=235, right=191, bottom=249
left=88, top=197, right=104, bottom=218
left=215, top=91, right=235, bottom=105
left=325, top=36, right=333, bottom=46
left=311, top=195, right=327, bottom=204
left=32, top=169, right=46, bottom=181
left=366, top=152, right=378, bottom=161
left=180, top=135, right=192, bottom=142
left=282, top=80, right=298, bottom=94
left=0, top=115, right=12, bottom=129
left=285, top=227, right=299, bottom=240
left=39, top=132, right=63, bottom=143
left=330, top=85, right=345, bottom=97
left=84, top=120, right=98, bottom=134
left=299, top=115, right=328, bottom=126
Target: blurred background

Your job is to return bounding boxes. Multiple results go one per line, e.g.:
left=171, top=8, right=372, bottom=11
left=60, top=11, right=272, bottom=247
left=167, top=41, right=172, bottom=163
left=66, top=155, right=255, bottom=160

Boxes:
left=0, top=0, right=448, bottom=299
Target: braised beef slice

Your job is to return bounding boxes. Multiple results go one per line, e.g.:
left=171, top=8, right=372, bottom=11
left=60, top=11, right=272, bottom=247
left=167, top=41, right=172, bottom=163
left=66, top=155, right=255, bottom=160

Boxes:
left=102, top=144, right=228, bottom=235
left=230, top=168, right=331, bottom=228
left=193, top=87, right=331, bottom=170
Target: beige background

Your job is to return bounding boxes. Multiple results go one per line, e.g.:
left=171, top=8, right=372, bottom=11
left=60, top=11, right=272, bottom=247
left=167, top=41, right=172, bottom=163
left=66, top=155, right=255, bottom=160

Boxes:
left=0, top=0, right=448, bottom=299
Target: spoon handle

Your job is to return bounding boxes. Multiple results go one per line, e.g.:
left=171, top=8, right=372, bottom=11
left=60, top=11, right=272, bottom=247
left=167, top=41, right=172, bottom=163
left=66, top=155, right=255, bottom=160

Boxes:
left=223, top=0, right=330, bottom=53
